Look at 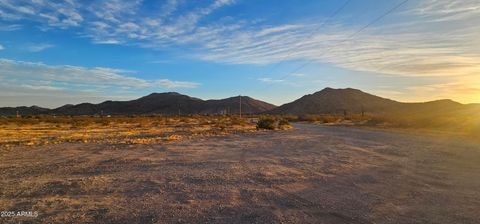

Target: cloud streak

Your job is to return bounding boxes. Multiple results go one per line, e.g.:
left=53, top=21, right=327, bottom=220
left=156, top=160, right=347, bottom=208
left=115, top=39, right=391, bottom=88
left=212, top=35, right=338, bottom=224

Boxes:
left=0, top=58, right=199, bottom=107
left=0, top=58, right=199, bottom=89
left=258, top=78, right=285, bottom=83
left=0, top=0, right=83, bottom=28
left=0, top=23, right=21, bottom=31
left=24, top=43, right=54, bottom=52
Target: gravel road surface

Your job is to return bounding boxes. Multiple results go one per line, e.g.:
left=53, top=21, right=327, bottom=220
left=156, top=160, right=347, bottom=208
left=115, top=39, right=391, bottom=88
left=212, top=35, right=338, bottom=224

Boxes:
left=1, top=123, right=479, bottom=223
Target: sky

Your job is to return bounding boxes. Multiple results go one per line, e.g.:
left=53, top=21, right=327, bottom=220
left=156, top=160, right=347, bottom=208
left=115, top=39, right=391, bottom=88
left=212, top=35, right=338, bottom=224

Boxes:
left=0, top=0, right=479, bottom=108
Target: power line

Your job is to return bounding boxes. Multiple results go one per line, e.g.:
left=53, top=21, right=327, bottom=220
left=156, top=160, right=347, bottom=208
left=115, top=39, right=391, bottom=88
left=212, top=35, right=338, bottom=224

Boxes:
left=262, top=0, right=352, bottom=76
left=247, top=0, right=352, bottom=97
left=257, top=0, right=410, bottom=92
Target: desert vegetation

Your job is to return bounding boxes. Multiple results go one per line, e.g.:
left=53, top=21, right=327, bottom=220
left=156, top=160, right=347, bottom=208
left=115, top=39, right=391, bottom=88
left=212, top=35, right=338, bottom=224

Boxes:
left=258, top=112, right=479, bottom=140
left=256, top=116, right=292, bottom=130
left=0, top=115, right=258, bottom=149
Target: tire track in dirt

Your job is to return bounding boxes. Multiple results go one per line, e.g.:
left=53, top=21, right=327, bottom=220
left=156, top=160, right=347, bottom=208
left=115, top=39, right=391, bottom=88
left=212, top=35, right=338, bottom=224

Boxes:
left=237, top=131, right=368, bottom=224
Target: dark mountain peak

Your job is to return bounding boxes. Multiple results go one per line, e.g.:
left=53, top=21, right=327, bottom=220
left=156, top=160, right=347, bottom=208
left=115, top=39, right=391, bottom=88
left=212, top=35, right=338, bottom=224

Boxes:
left=268, top=87, right=399, bottom=115
left=56, top=104, right=74, bottom=109
left=141, top=92, right=182, bottom=98
left=203, top=95, right=276, bottom=114
left=215, top=95, right=255, bottom=101
left=148, top=92, right=181, bottom=96
left=418, top=99, right=462, bottom=107
left=41, top=92, right=274, bottom=115
left=429, top=99, right=458, bottom=104
left=317, top=87, right=338, bottom=93
left=30, top=105, right=49, bottom=110
left=3, top=88, right=469, bottom=116
left=315, top=87, right=365, bottom=95
left=0, top=105, right=49, bottom=116
left=136, top=92, right=203, bottom=103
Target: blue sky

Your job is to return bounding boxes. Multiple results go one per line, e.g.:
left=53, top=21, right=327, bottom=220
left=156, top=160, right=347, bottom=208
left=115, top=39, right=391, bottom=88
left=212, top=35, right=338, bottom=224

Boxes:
left=0, top=0, right=479, bottom=108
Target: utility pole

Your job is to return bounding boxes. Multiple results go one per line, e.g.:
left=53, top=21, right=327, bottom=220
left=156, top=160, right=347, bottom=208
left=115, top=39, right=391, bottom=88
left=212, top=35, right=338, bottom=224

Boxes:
left=239, top=95, right=242, bottom=118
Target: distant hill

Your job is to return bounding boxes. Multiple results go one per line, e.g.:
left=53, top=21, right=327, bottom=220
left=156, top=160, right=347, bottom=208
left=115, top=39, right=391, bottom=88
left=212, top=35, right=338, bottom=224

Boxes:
left=1, top=88, right=478, bottom=117
left=268, top=88, right=400, bottom=115
left=0, top=106, right=50, bottom=116
left=0, top=92, right=276, bottom=116
left=267, top=87, right=476, bottom=116
left=204, top=96, right=276, bottom=115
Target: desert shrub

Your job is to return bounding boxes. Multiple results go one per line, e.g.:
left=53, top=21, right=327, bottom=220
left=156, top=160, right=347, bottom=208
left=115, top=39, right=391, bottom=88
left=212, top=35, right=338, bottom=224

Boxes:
left=0, top=117, right=7, bottom=125
left=320, top=115, right=338, bottom=123
left=278, top=119, right=290, bottom=126
left=11, top=117, right=40, bottom=125
left=95, top=118, right=110, bottom=126
left=256, top=118, right=276, bottom=130
left=215, top=119, right=227, bottom=131
left=297, top=114, right=337, bottom=123
left=230, top=117, right=247, bottom=125
left=70, top=118, right=92, bottom=128
left=280, top=114, right=298, bottom=122
left=179, top=117, right=191, bottom=123
left=277, top=119, right=292, bottom=130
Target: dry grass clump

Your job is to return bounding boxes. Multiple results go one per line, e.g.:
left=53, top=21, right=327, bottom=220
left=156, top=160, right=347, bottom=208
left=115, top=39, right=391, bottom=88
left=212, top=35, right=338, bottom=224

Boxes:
left=361, top=113, right=480, bottom=139
left=269, top=114, right=368, bottom=124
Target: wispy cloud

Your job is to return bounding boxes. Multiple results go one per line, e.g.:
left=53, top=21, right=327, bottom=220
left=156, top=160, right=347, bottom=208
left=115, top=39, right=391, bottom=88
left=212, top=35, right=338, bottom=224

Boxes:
left=185, top=0, right=480, bottom=86
left=94, top=39, right=121, bottom=45
left=408, top=0, right=480, bottom=22
left=149, top=60, right=173, bottom=64
left=291, top=73, right=305, bottom=77
left=0, top=58, right=199, bottom=90
left=0, top=57, right=200, bottom=107
left=258, top=78, right=285, bottom=83
left=0, top=44, right=4, bottom=50
left=0, top=23, right=22, bottom=31
left=20, top=84, right=64, bottom=91
left=0, top=0, right=236, bottom=47
left=25, top=43, right=54, bottom=52
left=0, top=0, right=83, bottom=28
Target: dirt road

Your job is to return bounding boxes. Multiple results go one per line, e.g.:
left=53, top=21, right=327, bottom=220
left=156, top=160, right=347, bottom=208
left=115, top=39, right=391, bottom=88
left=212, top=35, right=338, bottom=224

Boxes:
left=1, top=123, right=479, bottom=223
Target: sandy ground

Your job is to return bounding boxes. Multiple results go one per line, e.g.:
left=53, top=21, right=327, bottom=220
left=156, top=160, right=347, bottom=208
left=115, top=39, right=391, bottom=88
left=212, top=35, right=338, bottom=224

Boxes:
left=0, top=123, right=479, bottom=223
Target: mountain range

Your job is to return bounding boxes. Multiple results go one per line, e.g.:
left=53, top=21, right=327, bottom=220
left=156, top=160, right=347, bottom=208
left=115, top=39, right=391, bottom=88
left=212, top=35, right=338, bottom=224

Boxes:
left=268, top=87, right=478, bottom=116
left=1, top=88, right=478, bottom=116
left=0, top=92, right=276, bottom=116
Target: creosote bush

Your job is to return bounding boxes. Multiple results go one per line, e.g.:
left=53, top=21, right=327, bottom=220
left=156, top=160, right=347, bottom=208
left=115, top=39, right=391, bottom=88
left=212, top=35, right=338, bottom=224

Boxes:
left=256, top=117, right=276, bottom=130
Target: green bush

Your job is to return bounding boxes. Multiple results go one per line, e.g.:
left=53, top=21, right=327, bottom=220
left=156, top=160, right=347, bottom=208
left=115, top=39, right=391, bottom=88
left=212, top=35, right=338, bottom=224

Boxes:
left=256, top=118, right=276, bottom=130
